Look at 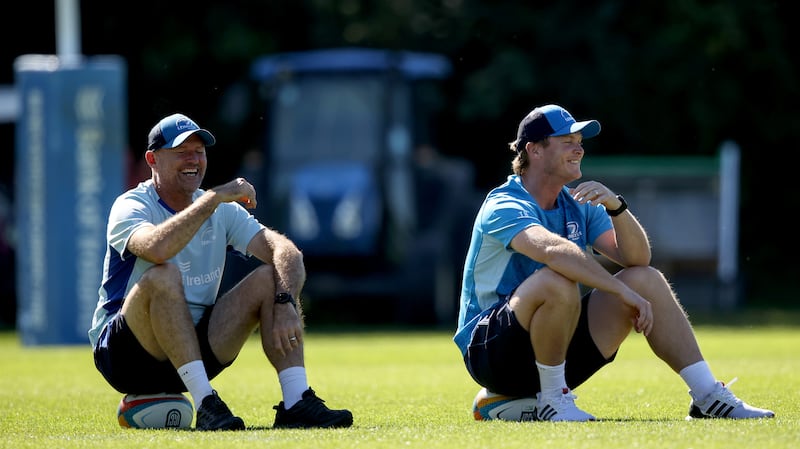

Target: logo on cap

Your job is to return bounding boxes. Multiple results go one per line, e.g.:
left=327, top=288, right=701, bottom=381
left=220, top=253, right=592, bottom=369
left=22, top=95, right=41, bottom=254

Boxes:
left=175, top=117, right=198, bottom=132
left=558, top=109, right=574, bottom=125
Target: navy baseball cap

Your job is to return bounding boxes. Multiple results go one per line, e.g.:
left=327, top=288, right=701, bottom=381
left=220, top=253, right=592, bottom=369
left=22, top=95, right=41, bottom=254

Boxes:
left=516, top=104, right=601, bottom=146
left=147, top=113, right=216, bottom=151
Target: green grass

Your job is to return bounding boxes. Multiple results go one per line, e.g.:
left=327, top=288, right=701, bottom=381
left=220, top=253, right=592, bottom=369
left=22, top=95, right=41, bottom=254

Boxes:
left=1, top=317, right=798, bottom=449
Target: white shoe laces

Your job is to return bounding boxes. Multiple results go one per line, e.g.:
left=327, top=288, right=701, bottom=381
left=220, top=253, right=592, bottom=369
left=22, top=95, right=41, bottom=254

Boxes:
left=717, top=377, right=742, bottom=405
left=546, top=389, right=579, bottom=411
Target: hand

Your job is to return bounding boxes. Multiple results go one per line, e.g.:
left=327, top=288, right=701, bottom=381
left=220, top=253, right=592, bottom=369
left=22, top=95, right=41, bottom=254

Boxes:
left=619, top=289, right=653, bottom=336
left=210, top=177, right=257, bottom=209
left=270, top=303, right=304, bottom=357
left=570, top=181, right=615, bottom=208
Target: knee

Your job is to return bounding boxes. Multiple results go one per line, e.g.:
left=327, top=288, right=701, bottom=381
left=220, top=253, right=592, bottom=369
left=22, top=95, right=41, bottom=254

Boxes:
left=541, top=265, right=580, bottom=293
left=518, top=267, right=581, bottom=309
left=616, top=265, right=676, bottom=304
left=617, top=265, right=665, bottom=288
left=139, top=263, right=182, bottom=289
left=251, top=264, right=276, bottom=288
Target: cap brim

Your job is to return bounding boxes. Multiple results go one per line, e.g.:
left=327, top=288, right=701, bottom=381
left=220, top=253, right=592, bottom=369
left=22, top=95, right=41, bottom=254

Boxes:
left=551, top=120, right=601, bottom=140
left=164, top=129, right=216, bottom=149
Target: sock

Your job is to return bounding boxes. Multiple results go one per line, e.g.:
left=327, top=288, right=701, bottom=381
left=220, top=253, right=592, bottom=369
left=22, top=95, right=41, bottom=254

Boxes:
left=278, top=366, right=309, bottom=409
left=679, top=360, right=717, bottom=400
left=178, top=360, right=214, bottom=406
left=536, top=361, right=568, bottom=397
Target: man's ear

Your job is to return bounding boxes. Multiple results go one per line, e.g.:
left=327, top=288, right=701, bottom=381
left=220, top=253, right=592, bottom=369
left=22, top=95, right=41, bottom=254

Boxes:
left=144, top=150, right=156, bottom=166
left=526, top=141, right=540, bottom=157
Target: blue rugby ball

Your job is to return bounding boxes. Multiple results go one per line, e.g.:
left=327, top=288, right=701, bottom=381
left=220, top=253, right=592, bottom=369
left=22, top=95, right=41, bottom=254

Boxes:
left=117, top=393, right=194, bottom=429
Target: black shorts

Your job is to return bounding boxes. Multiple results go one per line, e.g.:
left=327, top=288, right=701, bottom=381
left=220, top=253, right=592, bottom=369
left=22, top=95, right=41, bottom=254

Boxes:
left=93, top=307, right=233, bottom=394
left=465, top=292, right=616, bottom=397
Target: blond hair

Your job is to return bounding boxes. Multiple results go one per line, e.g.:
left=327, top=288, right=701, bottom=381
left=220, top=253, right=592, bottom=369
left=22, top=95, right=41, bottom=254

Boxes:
left=509, top=137, right=549, bottom=175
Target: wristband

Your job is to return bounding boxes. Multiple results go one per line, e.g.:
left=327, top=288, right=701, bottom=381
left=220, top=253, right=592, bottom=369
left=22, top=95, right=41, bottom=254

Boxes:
left=606, top=195, right=628, bottom=217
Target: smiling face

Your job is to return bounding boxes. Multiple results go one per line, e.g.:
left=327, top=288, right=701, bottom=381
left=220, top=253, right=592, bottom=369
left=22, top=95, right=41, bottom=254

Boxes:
left=147, top=133, right=208, bottom=206
left=537, top=132, right=585, bottom=183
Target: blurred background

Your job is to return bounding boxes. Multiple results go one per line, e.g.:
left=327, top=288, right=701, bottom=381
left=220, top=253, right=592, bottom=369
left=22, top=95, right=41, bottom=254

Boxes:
left=1, top=1, right=797, bottom=340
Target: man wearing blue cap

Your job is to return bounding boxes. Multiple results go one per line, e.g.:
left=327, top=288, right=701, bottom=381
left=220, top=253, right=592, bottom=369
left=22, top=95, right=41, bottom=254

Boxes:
left=454, top=104, right=774, bottom=422
left=89, top=113, right=353, bottom=430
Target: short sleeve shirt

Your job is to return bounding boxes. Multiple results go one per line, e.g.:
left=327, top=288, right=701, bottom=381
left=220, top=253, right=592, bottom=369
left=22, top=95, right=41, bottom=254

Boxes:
left=453, top=175, right=613, bottom=355
left=87, top=180, right=265, bottom=347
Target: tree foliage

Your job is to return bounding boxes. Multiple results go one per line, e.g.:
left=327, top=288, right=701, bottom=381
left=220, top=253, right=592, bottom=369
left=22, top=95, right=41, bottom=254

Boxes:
left=3, top=0, right=796, bottom=301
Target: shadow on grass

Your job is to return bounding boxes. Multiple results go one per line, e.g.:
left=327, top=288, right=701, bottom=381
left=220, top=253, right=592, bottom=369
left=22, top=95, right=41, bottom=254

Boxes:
left=685, top=306, right=800, bottom=327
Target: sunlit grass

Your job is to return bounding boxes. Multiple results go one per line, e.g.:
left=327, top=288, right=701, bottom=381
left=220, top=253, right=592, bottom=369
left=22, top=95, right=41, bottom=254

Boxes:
left=1, top=319, right=798, bottom=449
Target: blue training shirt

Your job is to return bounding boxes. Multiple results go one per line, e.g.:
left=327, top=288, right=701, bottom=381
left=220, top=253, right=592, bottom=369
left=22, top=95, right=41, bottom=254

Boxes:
left=453, top=175, right=613, bottom=356
left=87, top=180, right=265, bottom=347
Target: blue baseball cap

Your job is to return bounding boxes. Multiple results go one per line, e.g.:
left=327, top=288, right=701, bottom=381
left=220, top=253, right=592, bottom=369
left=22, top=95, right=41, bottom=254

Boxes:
left=147, top=113, right=216, bottom=151
left=516, top=104, right=600, bottom=147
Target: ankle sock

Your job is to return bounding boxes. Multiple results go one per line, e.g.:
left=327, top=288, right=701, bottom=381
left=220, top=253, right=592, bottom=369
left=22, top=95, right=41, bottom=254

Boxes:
left=679, top=360, right=717, bottom=400
left=278, top=366, right=308, bottom=409
left=177, top=360, right=214, bottom=406
left=536, top=361, right=568, bottom=397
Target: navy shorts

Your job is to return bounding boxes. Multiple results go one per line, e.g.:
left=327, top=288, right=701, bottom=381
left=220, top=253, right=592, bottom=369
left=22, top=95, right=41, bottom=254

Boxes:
left=465, top=292, right=616, bottom=397
left=93, top=307, right=233, bottom=394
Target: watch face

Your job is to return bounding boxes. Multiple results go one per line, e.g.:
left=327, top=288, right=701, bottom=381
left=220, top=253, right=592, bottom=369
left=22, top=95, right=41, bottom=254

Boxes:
left=276, top=293, right=294, bottom=304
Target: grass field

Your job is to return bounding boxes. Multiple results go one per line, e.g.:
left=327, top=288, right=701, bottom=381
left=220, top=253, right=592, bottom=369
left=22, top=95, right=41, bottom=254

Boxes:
left=1, top=313, right=798, bottom=449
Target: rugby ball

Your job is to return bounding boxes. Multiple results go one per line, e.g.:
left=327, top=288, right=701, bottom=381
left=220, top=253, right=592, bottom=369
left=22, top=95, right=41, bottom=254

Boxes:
left=472, top=387, right=537, bottom=421
left=117, top=393, right=194, bottom=429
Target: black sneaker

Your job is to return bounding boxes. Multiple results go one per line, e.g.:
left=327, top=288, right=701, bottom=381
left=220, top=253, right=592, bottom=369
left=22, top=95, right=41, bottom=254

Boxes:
left=273, top=387, right=353, bottom=428
left=195, top=391, right=246, bottom=431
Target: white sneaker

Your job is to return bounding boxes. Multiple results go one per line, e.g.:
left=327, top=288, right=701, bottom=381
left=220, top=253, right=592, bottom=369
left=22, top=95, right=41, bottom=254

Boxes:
left=536, top=388, right=596, bottom=422
left=687, top=378, right=775, bottom=420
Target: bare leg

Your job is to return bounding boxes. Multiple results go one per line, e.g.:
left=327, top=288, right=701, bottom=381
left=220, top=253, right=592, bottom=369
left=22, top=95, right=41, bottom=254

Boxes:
left=509, top=267, right=582, bottom=366
left=509, top=267, right=596, bottom=421
left=121, top=263, right=201, bottom=367
left=588, top=266, right=702, bottom=372
left=208, top=264, right=304, bottom=372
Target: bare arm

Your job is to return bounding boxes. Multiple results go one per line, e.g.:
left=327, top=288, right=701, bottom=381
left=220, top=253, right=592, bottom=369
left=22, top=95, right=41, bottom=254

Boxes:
left=570, top=182, right=651, bottom=267
left=511, top=226, right=653, bottom=335
left=248, top=225, right=307, bottom=353
left=127, top=178, right=256, bottom=263
left=511, top=226, right=628, bottom=297
left=246, top=228, right=306, bottom=299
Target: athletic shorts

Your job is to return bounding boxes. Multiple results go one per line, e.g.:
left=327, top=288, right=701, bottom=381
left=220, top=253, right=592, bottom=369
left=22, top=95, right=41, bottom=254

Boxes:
left=464, top=292, right=616, bottom=397
left=93, top=306, right=233, bottom=394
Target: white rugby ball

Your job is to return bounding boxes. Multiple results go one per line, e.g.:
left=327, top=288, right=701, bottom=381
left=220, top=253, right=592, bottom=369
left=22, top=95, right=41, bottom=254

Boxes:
left=117, top=393, right=194, bottom=429
left=472, top=387, right=537, bottom=421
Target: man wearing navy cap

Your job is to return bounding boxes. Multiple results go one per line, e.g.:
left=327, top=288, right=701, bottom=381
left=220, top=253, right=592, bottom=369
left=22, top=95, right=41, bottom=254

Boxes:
left=454, top=104, right=774, bottom=421
left=89, top=113, right=353, bottom=430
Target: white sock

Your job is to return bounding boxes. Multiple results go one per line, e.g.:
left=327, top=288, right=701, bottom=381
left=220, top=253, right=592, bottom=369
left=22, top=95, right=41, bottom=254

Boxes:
left=178, top=360, right=214, bottom=405
left=679, top=360, right=717, bottom=399
left=278, top=366, right=309, bottom=409
left=536, top=361, right=568, bottom=397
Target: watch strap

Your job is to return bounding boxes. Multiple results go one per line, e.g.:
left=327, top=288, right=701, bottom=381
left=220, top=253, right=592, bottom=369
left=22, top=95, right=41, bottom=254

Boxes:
left=274, top=292, right=297, bottom=307
left=606, top=195, right=628, bottom=217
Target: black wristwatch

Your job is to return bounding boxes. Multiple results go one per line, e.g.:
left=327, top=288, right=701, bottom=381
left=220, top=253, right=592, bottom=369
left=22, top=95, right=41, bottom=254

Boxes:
left=274, top=292, right=297, bottom=308
left=606, top=195, right=628, bottom=217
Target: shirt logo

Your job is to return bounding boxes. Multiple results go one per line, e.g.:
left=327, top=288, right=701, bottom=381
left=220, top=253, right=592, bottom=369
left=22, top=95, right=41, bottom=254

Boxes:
left=200, top=228, right=215, bottom=246
left=566, top=221, right=582, bottom=241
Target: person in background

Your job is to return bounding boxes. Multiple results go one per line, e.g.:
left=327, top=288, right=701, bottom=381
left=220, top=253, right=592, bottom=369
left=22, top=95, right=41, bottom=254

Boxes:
left=88, top=113, right=353, bottom=430
left=454, top=104, right=774, bottom=421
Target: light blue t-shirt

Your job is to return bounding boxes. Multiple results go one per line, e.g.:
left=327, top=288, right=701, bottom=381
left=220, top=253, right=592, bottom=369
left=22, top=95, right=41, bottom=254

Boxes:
left=453, top=175, right=613, bottom=356
left=87, top=180, right=265, bottom=347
